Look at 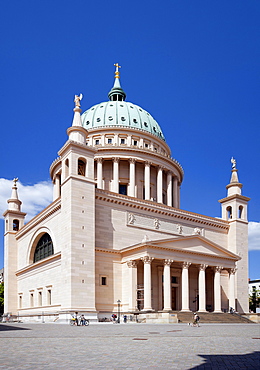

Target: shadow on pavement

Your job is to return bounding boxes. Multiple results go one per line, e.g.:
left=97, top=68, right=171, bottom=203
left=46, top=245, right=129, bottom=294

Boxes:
left=0, top=324, right=31, bottom=331
left=190, top=351, right=260, bottom=369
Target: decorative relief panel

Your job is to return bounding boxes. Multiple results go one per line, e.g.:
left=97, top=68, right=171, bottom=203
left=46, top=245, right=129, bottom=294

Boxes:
left=127, top=211, right=204, bottom=237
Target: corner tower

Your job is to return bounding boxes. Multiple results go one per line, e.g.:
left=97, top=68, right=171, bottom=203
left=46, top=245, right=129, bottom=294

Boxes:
left=219, top=158, right=250, bottom=313
left=3, top=179, right=26, bottom=314
left=54, top=95, right=97, bottom=318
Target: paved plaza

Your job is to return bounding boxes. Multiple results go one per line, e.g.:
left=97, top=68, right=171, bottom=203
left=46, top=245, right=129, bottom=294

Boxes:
left=0, top=322, right=259, bottom=369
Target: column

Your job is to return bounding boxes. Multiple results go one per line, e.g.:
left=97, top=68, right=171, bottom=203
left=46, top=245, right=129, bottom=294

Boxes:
left=173, top=177, right=178, bottom=208
left=198, top=264, right=208, bottom=312
left=112, top=157, right=119, bottom=193
left=158, top=266, right=163, bottom=311
left=163, top=259, right=173, bottom=311
left=181, top=262, right=191, bottom=311
left=53, top=175, right=61, bottom=200
left=167, top=171, right=172, bottom=207
left=129, top=158, right=136, bottom=197
left=97, top=158, right=103, bottom=189
left=144, top=161, right=151, bottom=200
left=214, top=266, right=222, bottom=312
left=229, top=268, right=236, bottom=311
left=178, top=184, right=181, bottom=208
left=141, top=256, right=154, bottom=311
left=127, top=260, right=137, bottom=312
left=157, top=166, right=163, bottom=203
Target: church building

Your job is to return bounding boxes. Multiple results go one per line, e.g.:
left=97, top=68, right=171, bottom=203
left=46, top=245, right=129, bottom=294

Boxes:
left=3, top=65, right=250, bottom=322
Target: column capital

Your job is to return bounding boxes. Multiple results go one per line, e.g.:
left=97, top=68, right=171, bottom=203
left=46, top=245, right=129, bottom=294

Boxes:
left=167, top=170, right=173, bottom=176
left=182, top=262, right=191, bottom=269
left=214, top=266, right=223, bottom=273
left=164, top=259, right=173, bottom=266
left=199, top=264, right=208, bottom=271
left=127, top=260, right=137, bottom=268
left=158, top=165, right=164, bottom=171
left=129, top=158, right=136, bottom=164
left=112, top=157, right=120, bottom=163
left=145, top=161, right=152, bottom=167
left=141, top=256, right=154, bottom=264
left=229, top=267, right=237, bottom=275
left=97, top=157, right=103, bottom=163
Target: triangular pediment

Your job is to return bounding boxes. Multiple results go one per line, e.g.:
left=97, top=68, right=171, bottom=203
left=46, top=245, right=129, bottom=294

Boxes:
left=124, top=235, right=240, bottom=261
left=149, top=235, right=239, bottom=260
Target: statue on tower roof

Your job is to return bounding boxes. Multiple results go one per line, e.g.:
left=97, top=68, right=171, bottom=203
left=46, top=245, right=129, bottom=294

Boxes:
left=74, top=93, right=83, bottom=108
left=231, top=157, right=236, bottom=169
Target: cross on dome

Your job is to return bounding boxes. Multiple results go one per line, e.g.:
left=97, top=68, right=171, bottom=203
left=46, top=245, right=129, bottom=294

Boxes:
left=114, top=63, right=121, bottom=79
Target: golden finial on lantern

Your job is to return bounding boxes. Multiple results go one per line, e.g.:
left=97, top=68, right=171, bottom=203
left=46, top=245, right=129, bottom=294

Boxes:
left=114, top=63, right=121, bottom=79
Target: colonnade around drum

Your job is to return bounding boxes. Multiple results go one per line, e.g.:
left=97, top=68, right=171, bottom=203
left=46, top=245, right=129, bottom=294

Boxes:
left=95, top=157, right=181, bottom=207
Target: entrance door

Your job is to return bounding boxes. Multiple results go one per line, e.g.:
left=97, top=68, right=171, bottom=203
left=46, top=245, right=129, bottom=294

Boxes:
left=171, top=287, right=177, bottom=310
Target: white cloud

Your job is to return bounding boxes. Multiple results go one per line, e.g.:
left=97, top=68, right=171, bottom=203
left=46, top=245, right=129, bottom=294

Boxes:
left=0, top=178, right=53, bottom=221
left=248, top=221, right=260, bottom=251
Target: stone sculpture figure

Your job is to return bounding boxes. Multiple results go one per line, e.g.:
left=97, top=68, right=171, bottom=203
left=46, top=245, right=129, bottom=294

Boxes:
left=74, top=93, right=83, bottom=108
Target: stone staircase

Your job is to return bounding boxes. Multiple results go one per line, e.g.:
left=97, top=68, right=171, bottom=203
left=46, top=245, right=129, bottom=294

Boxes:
left=176, top=312, right=254, bottom=324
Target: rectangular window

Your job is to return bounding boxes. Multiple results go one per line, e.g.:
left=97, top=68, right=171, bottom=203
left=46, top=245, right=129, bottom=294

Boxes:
left=47, top=290, right=51, bottom=305
left=133, top=140, right=138, bottom=146
left=171, top=276, right=177, bottom=284
left=119, top=184, right=127, bottom=195
left=101, top=277, right=107, bottom=286
left=107, top=138, right=112, bottom=144
left=38, top=291, right=42, bottom=306
left=19, top=295, right=23, bottom=309
left=120, top=138, right=125, bottom=144
left=30, top=293, right=34, bottom=307
left=95, top=139, right=100, bottom=145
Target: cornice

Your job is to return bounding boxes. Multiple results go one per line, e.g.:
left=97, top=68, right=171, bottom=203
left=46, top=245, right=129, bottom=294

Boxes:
left=95, top=189, right=229, bottom=230
left=2, top=209, right=26, bottom=218
left=219, top=194, right=251, bottom=203
left=16, top=252, right=61, bottom=276
left=95, top=247, right=121, bottom=255
left=58, top=139, right=97, bottom=157
left=16, top=198, right=61, bottom=239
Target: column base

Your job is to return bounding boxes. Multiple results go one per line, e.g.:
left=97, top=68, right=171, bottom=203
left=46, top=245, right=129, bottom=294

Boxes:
left=213, top=310, right=222, bottom=313
left=163, top=308, right=172, bottom=312
left=142, top=308, right=154, bottom=312
left=181, top=309, right=191, bottom=312
left=197, top=309, right=207, bottom=313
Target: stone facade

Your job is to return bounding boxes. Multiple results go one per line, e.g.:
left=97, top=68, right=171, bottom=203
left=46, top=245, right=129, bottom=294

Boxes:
left=3, top=70, right=250, bottom=321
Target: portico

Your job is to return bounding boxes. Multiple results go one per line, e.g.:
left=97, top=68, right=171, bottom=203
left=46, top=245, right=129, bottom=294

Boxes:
left=122, top=236, right=239, bottom=314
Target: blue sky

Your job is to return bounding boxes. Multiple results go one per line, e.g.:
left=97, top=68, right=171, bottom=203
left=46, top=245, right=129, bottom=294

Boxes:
left=0, top=1, right=259, bottom=279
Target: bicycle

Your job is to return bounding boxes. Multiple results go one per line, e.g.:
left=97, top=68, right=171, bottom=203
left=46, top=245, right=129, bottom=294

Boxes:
left=70, top=318, right=89, bottom=326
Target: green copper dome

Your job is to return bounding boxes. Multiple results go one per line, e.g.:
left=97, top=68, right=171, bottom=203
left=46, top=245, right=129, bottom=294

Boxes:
left=81, top=101, right=165, bottom=141
left=81, top=65, right=165, bottom=141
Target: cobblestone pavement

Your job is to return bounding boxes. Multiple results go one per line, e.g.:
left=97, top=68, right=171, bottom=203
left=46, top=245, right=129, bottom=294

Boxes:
left=0, top=322, right=259, bottom=369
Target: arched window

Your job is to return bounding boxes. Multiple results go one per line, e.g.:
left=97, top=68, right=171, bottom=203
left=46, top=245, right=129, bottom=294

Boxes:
left=13, top=219, right=19, bottom=231
left=238, top=205, right=243, bottom=219
left=33, top=233, right=54, bottom=263
left=227, top=206, right=232, bottom=219
left=78, top=159, right=86, bottom=176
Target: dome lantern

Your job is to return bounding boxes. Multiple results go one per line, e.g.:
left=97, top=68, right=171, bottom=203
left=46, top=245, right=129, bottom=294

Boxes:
left=108, top=63, right=126, bottom=102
